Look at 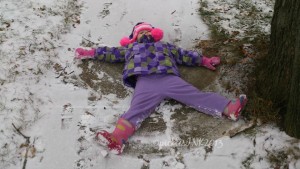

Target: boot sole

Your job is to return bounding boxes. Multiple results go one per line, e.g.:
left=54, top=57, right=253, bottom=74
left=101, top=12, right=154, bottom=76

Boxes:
left=95, top=132, right=124, bottom=155
left=95, top=132, right=110, bottom=147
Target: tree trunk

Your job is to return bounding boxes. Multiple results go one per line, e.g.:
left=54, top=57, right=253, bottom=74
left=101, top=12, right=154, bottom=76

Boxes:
left=284, top=0, right=300, bottom=137
left=261, top=0, right=300, bottom=138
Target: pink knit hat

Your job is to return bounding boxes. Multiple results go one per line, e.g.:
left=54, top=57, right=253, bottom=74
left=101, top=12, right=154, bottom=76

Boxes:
left=120, top=22, right=164, bottom=46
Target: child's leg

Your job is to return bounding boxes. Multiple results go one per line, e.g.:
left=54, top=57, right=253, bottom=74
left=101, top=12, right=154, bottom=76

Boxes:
left=96, top=75, right=165, bottom=154
left=121, top=75, right=166, bottom=128
left=163, top=75, right=230, bottom=117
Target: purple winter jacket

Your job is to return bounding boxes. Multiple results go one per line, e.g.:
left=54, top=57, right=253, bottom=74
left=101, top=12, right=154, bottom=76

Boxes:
left=94, top=41, right=202, bottom=88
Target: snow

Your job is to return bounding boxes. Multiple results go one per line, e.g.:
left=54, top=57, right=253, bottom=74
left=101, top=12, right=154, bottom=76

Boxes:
left=0, top=0, right=299, bottom=169
left=202, top=0, right=274, bottom=39
left=184, top=126, right=300, bottom=169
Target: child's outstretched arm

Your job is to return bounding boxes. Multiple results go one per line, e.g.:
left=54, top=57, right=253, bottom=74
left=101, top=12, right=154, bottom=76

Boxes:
left=168, top=43, right=220, bottom=70
left=75, top=46, right=126, bottom=63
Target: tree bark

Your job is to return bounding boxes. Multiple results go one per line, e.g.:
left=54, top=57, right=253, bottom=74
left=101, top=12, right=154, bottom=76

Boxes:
left=284, top=0, right=300, bottom=137
left=261, top=0, right=300, bottom=138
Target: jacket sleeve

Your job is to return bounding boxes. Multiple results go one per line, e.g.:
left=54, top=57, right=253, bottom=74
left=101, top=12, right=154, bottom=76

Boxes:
left=94, top=46, right=127, bottom=63
left=167, top=43, right=202, bottom=66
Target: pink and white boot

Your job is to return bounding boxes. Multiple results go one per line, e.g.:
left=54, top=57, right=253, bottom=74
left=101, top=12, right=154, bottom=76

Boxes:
left=223, top=94, right=248, bottom=121
left=96, top=118, right=135, bottom=155
left=75, top=48, right=96, bottom=59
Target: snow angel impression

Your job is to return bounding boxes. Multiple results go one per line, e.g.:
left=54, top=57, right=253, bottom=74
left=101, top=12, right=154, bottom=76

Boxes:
left=74, top=22, right=248, bottom=154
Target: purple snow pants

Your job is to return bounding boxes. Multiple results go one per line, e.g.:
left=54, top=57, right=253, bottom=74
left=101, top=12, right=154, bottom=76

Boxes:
left=121, top=74, right=230, bottom=128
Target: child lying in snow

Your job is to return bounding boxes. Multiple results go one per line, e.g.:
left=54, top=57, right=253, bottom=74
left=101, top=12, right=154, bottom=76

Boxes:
left=74, top=22, right=248, bottom=154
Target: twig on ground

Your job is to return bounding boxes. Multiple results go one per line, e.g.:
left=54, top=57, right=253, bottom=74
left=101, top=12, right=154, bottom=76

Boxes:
left=12, top=123, right=30, bottom=169
left=82, top=37, right=96, bottom=45
left=12, top=123, right=30, bottom=143
left=223, top=120, right=256, bottom=138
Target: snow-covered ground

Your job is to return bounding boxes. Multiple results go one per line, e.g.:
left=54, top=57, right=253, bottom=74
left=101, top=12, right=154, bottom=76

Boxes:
left=201, top=0, right=274, bottom=39
left=0, top=0, right=299, bottom=169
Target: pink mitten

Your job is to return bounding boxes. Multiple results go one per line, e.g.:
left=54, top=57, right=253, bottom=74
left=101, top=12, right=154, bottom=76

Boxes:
left=201, top=56, right=221, bottom=70
left=75, top=48, right=96, bottom=59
